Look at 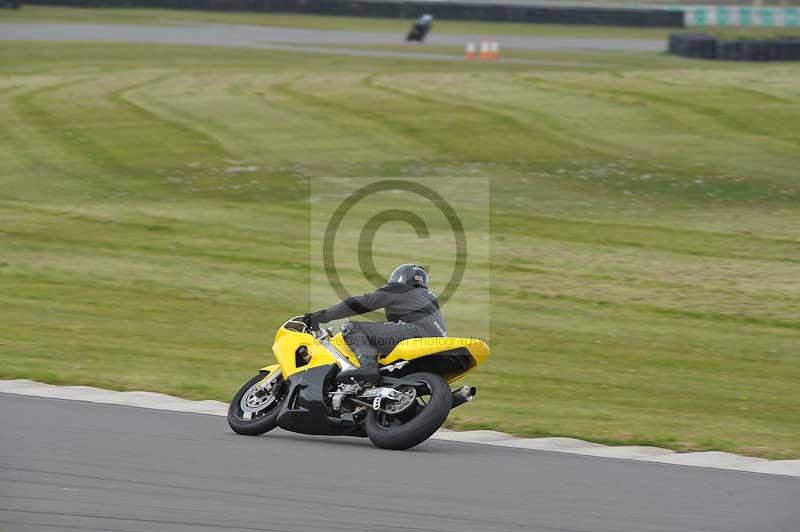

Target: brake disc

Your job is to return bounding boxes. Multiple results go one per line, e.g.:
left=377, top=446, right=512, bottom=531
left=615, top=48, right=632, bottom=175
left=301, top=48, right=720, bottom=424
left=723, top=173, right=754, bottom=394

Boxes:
left=380, top=386, right=417, bottom=414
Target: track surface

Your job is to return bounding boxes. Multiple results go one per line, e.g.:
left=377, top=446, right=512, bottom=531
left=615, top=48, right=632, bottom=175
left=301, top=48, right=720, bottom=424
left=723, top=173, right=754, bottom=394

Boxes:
left=1, top=394, right=798, bottom=532
left=0, top=22, right=664, bottom=59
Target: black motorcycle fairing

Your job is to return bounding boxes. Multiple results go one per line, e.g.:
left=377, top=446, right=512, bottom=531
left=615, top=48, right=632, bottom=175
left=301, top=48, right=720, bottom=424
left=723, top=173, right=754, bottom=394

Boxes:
left=276, top=365, right=364, bottom=437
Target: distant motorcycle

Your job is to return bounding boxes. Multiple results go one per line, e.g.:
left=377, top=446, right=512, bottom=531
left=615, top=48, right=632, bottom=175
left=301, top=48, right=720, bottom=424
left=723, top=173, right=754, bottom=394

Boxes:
left=228, top=316, right=489, bottom=450
left=406, top=14, right=433, bottom=43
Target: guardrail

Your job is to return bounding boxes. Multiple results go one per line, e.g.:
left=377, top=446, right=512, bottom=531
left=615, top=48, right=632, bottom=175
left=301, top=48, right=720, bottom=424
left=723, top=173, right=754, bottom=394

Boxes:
left=22, top=0, right=686, bottom=27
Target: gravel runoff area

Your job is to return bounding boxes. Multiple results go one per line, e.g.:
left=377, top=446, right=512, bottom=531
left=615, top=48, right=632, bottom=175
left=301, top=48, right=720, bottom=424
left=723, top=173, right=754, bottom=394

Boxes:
left=0, top=22, right=665, bottom=61
left=2, top=379, right=799, bottom=478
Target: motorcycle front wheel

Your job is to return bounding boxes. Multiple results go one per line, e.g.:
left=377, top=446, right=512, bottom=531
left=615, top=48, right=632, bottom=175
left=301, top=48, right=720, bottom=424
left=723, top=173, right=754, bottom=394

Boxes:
left=365, top=372, right=452, bottom=450
left=227, top=372, right=286, bottom=436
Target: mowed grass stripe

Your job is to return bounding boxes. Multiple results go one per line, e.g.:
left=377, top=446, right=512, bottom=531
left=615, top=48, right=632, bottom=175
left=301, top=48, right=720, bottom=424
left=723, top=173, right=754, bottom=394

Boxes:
left=494, top=213, right=800, bottom=262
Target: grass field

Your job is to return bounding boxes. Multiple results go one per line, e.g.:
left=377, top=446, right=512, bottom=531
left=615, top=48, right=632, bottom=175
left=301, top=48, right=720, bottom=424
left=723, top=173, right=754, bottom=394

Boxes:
left=1, top=14, right=800, bottom=458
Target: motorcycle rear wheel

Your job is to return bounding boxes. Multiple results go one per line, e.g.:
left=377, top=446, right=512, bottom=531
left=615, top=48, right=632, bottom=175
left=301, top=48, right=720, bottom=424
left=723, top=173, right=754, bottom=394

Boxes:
left=365, top=372, right=452, bottom=450
left=227, top=372, right=285, bottom=436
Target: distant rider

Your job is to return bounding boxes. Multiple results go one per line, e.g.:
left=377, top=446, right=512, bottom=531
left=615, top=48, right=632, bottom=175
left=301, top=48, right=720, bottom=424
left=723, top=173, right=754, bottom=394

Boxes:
left=303, top=264, right=447, bottom=385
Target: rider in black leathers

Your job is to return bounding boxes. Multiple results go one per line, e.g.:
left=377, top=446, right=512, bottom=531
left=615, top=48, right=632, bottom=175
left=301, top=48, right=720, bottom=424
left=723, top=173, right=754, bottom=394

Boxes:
left=304, top=264, right=447, bottom=384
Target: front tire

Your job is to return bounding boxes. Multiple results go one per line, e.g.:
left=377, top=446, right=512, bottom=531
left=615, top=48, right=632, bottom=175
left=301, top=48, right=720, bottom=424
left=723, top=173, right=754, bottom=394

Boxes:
left=227, top=372, right=285, bottom=436
left=365, top=372, right=452, bottom=450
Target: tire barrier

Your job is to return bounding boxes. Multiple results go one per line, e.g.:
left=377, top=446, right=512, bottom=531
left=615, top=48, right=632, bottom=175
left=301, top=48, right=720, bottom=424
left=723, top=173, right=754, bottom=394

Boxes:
left=22, top=0, right=686, bottom=27
left=669, top=33, right=800, bottom=61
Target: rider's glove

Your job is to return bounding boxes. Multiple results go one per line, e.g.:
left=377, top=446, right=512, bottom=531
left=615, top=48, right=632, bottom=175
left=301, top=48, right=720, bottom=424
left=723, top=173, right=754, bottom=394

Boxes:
left=303, top=311, right=324, bottom=332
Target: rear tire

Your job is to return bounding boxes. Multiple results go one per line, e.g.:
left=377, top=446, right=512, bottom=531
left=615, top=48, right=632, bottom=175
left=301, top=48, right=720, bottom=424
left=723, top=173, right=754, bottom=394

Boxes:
left=227, top=372, right=285, bottom=436
left=365, top=372, right=451, bottom=450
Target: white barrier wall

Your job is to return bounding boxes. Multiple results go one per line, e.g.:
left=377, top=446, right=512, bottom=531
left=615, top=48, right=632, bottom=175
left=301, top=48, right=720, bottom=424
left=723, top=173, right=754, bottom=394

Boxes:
left=672, top=6, right=800, bottom=26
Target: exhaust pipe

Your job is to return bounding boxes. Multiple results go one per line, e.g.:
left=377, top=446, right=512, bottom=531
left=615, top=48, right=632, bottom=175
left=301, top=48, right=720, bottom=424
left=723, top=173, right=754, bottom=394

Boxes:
left=451, top=385, right=477, bottom=409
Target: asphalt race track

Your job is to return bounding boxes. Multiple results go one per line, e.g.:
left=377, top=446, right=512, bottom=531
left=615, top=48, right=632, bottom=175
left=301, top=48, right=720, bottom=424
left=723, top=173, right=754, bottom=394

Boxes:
left=0, top=22, right=664, bottom=62
left=1, top=394, right=798, bottom=532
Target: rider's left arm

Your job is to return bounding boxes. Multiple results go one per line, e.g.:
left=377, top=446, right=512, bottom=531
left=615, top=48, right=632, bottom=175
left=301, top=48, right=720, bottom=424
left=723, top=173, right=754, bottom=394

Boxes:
left=310, top=287, right=396, bottom=325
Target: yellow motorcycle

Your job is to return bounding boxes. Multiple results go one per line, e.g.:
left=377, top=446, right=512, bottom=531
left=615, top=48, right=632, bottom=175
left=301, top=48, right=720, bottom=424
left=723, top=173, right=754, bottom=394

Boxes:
left=228, top=316, right=489, bottom=450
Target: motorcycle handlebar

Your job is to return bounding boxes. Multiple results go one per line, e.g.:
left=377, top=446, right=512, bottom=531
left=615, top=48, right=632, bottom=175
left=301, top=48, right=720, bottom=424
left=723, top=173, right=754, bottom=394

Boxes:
left=282, top=316, right=333, bottom=341
left=315, top=327, right=332, bottom=341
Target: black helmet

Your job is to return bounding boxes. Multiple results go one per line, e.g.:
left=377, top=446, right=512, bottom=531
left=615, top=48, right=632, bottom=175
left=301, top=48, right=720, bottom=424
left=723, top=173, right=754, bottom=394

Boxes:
left=388, top=264, right=428, bottom=288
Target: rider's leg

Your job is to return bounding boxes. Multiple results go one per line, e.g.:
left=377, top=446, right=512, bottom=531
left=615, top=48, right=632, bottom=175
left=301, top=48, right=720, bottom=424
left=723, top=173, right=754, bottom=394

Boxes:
left=337, top=324, right=381, bottom=384
left=337, top=321, right=422, bottom=384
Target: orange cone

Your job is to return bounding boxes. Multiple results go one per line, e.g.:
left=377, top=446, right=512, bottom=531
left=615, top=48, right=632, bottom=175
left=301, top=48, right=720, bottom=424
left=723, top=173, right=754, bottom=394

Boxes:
left=465, top=42, right=476, bottom=61
left=489, top=41, right=499, bottom=61
left=479, top=41, right=490, bottom=60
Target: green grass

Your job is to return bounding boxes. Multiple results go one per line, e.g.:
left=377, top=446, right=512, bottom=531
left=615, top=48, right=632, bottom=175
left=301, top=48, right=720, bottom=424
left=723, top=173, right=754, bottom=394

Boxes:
left=1, top=37, right=799, bottom=458
left=8, top=5, right=800, bottom=40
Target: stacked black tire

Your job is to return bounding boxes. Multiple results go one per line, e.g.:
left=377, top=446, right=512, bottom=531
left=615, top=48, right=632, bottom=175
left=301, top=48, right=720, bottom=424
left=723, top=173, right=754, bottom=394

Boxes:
left=670, top=33, right=800, bottom=61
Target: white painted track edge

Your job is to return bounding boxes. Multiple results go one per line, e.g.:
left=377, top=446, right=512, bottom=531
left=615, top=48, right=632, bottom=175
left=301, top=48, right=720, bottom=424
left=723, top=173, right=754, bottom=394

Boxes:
left=1, top=379, right=797, bottom=478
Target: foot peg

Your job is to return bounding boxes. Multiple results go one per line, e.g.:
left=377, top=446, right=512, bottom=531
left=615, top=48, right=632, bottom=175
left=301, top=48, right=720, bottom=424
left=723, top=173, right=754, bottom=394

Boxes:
left=336, top=366, right=380, bottom=385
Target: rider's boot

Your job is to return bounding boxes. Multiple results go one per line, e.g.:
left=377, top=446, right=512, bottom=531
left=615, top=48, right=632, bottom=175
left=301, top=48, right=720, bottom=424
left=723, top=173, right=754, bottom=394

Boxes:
left=336, top=345, right=381, bottom=385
